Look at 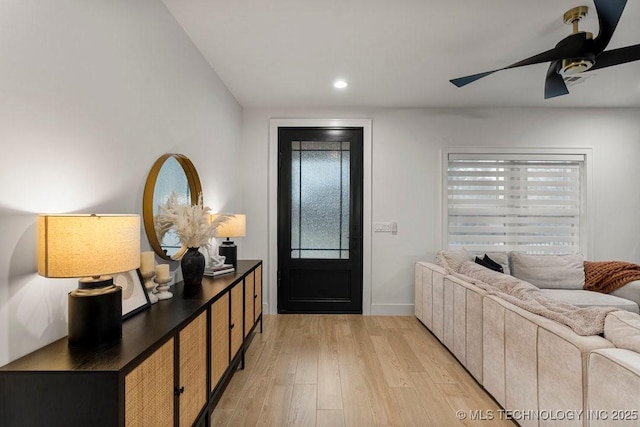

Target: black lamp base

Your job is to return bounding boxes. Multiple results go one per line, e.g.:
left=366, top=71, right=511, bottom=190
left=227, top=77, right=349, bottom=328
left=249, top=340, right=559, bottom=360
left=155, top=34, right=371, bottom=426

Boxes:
left=68, top=282, right=122, bottom=348
left=219, top=240, right=237, bottom=269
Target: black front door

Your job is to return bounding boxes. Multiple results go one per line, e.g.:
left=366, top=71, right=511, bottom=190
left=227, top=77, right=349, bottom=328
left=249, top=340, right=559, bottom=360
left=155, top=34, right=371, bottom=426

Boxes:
left=277, top=127, right=363, bottom=313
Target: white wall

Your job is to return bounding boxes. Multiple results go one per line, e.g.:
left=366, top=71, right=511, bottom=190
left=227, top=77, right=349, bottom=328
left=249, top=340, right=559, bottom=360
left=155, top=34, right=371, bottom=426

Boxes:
left=0, top=0, right=242, bottom=366
left=241, top=107, right=640, bottom=315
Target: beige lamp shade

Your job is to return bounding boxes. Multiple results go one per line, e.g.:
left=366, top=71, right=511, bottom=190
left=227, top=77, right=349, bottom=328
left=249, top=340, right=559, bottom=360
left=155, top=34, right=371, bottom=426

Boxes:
left=38, top=214, right=140, bottom=278
left=212, top=214, right=246, bottom=238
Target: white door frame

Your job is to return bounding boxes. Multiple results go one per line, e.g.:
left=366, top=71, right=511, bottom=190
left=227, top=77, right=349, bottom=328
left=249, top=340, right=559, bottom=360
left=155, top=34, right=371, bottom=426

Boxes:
left=268, top=118, right=373, bottom=314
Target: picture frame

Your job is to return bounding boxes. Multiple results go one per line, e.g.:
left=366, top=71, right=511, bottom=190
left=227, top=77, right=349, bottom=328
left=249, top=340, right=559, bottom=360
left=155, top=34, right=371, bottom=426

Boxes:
left=113, top=269, right=151, bottom=320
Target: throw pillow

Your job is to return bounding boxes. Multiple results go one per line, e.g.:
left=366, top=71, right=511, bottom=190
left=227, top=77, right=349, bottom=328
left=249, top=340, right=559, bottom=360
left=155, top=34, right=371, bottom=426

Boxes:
left=483, top=254, right=504, bottom=273
left=475, top=256, right=503, bottom=273
left=604, top=310, right=640, bottom=353
left=476, top=251, right=510, bottom=275
left=509, top=252, right=585, bottom=289
left=435, top=248, right=472, bottom=272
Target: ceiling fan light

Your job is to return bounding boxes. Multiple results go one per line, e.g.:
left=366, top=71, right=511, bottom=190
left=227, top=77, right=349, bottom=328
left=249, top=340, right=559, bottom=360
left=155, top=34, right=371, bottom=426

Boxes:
left=560, top=58, right=594, bottom=76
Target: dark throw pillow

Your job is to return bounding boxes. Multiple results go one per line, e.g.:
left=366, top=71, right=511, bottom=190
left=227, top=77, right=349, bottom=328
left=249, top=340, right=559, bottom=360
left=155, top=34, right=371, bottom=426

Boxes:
left=483, top=254, right=505, bottom=273
left=475, top=256, right=504, bottom=273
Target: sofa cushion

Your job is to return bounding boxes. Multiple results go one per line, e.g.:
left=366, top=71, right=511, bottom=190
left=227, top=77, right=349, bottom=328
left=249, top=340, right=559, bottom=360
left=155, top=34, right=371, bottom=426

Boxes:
left=509, top=252, right=585, bottom=289
left=611, top=280, right=640, bottom=309
left=587, top=348, right=640, bottom=427
left=604, top=310, right=640, bottom=352
left=435, top=248, right=471, bottom=272
left=541, top=289, right=639, bottom=313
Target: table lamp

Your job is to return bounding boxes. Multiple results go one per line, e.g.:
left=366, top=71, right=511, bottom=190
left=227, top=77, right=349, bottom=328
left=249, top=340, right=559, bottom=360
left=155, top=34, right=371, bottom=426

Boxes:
left=38, top=214, right=140, bottom=347
left=212, top=214, right=245, bottom=269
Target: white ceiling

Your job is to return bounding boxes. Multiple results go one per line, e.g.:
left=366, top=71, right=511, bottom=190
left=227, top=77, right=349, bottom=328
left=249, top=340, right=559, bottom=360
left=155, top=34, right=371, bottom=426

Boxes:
left=162, top=0, right=640, bottom=108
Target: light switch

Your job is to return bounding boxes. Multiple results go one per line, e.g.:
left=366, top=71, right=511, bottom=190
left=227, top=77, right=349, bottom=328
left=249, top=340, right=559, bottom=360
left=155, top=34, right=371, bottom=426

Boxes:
left=374, top=222, right=392, bottom=232
left=374, top=222, right=397, bottom=233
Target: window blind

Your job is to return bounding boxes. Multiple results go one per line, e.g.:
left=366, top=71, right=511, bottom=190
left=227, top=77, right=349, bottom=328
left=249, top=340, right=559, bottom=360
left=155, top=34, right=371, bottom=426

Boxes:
left=446, top=153, right=584, bottom=254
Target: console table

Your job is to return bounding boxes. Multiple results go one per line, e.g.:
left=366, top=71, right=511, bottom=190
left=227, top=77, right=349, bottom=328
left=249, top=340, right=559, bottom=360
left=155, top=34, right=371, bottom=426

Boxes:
left=0, top=260, right=263, bottom=427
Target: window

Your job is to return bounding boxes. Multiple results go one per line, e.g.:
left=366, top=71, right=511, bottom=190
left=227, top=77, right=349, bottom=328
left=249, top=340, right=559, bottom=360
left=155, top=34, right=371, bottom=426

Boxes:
left=445, top=150, right=588, bottom=255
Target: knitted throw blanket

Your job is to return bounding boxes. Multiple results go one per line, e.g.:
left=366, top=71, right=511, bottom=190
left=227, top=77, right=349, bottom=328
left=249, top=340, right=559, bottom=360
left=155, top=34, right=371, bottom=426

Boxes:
left=456, top=261, right=614, bottom=336
left=584, top=261, right=640, bottom=294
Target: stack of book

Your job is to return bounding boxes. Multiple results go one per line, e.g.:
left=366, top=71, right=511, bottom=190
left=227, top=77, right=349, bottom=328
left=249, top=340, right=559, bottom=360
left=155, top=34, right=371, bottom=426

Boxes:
left=204, top=264, right=235, bottom=277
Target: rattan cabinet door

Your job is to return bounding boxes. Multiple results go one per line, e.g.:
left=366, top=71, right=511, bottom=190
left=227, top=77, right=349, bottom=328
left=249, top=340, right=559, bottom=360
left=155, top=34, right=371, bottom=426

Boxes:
left=244, top=271, right=255, bottom=338
left=254, top=265, right=262, bottom=320
left=230, top=282, right=244, bottom=358
left=178, top=311, right=208, bottom=427
left=125, top=338, right=175, bottom=427
left=211, top=292, right=230, bottom=392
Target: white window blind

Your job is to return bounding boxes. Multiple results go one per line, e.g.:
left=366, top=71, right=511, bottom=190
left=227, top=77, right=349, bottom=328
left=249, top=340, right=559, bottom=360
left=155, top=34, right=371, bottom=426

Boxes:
left=446, top=153, right=584, bottom=254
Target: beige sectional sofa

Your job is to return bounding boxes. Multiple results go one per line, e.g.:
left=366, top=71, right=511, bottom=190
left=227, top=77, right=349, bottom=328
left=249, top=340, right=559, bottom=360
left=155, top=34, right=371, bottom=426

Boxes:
left=415, top=259, right=640, bottom=427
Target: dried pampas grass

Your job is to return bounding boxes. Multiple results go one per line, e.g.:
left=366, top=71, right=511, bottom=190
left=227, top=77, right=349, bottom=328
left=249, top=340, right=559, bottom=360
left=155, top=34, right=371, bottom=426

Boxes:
left=155, top=192, right=231, bottom=250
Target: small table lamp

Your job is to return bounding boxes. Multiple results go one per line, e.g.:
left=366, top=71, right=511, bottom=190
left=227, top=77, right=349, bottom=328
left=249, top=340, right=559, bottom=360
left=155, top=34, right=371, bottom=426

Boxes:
left=38, top=214, right=140, bottom=347
left=212, top=214, right=245, bottom=269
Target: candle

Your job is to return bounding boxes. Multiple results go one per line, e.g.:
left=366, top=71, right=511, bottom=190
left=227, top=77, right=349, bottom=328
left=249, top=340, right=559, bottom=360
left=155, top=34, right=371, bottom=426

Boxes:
left=156, top=264, right=170, bottom=281
left=141, top=251, right=155, bottom=274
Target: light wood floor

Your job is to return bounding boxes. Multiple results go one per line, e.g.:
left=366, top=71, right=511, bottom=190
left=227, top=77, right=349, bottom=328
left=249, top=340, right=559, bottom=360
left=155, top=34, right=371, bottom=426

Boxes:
left=211, top=315, right=515, bottom=427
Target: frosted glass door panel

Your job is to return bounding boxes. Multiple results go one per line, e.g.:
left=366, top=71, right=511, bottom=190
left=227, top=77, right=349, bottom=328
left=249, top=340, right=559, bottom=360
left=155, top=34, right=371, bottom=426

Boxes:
left=291, top=141, right=350, bottom=259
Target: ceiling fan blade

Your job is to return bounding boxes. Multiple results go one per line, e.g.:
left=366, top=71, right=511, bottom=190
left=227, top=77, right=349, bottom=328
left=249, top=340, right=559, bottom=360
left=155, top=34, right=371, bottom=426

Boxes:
left=450, top=46, right=575, bottom=88
left=593, top=0, right=628, bottom=53
left=591, top=44, right=640, bottom=70
left=544, top=61, right=569, bottom=99
left=450, top=71, right=496, bottom=87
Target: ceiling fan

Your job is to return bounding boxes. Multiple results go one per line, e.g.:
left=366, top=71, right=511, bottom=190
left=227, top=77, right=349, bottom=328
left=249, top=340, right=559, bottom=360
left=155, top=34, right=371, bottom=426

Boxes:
left=450, top=0, right=640, bottom=99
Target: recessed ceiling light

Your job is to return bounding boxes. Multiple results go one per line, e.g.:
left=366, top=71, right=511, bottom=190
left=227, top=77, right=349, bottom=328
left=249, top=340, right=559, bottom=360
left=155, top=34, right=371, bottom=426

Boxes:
left=334, top=80, right=348, bottom=89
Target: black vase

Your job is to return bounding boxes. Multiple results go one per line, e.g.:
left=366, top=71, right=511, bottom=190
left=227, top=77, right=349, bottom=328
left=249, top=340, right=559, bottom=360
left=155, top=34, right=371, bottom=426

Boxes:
left=181, top=247, right=205, bottom=288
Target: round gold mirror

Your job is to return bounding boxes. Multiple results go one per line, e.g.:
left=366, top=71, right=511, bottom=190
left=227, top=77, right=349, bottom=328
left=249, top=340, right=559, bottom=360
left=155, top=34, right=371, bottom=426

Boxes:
left=143, top=154, right=202, bottom=260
